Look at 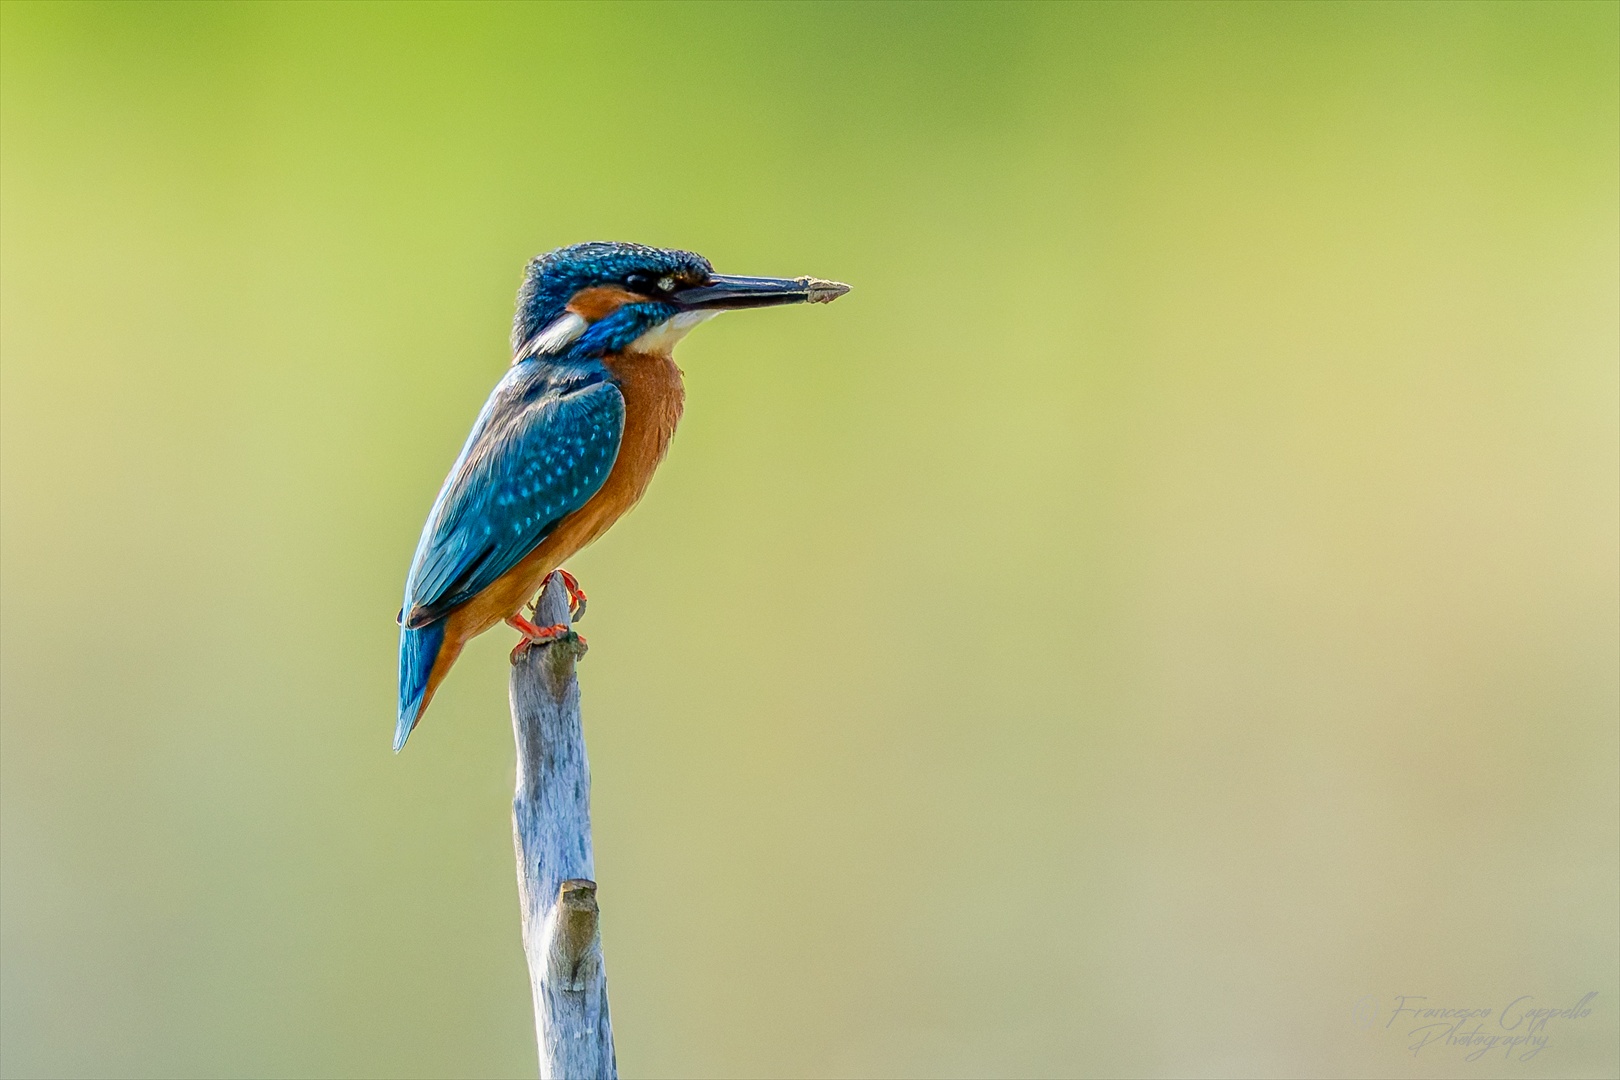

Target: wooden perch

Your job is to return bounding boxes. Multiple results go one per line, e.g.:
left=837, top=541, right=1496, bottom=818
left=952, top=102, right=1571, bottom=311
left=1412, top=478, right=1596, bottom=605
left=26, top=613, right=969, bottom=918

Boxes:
left=510, top=572, right=615, bottom=1080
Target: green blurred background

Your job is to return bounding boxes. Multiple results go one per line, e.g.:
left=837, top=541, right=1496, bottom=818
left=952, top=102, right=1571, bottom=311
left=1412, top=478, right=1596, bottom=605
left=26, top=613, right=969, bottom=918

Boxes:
left=2, top=2, right=1616, bottom=1077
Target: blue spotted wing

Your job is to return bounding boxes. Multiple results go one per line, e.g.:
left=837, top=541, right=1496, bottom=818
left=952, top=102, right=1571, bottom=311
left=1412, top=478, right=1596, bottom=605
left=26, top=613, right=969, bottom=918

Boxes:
left=402, top=362, right=624, bottom=627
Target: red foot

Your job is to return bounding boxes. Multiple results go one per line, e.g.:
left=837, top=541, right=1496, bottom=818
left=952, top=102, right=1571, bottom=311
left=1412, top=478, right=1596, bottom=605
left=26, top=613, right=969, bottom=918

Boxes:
left=553, top=569, right=587, bottom=623
left=506, top=613, right=584, bottom=663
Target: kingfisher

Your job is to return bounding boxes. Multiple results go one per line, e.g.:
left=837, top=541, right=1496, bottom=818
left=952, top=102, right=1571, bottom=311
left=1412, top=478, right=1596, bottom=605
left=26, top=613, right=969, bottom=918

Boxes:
left=395, top=242, right=849, bottom=750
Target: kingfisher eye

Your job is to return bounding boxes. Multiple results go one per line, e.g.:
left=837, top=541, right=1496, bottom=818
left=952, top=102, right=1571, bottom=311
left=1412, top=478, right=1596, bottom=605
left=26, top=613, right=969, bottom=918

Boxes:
left=624, top=272, right=675, bottom=297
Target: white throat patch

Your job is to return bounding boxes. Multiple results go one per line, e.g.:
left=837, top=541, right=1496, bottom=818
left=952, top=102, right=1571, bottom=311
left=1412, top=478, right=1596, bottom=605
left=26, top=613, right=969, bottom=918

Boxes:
left=630, top=310, right=719, bottom=354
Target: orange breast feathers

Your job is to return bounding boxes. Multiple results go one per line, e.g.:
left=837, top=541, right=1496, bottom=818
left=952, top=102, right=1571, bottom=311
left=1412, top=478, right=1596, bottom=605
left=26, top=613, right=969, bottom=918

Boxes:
left=550, top=347, right=686, bottom=559
left=434, top=347, right=687, bottom=650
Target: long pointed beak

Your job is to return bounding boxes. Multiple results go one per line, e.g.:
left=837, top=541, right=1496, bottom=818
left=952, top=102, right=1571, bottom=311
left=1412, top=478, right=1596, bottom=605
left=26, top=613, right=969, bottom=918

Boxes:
left=672, top=273, right=851, bottom=311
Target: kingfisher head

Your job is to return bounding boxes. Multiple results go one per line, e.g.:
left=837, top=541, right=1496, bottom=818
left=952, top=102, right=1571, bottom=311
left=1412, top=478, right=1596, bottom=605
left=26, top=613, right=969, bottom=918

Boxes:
left=511, top=241, right=849, bottom=362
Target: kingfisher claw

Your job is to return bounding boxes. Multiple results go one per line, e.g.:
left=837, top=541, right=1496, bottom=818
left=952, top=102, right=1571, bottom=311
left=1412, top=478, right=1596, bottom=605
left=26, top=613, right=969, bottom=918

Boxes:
left=557, top=569, right=587, bottom=623
left=506, top=613, right=582, bottom=663
left=533, top=569, right=588, bottom=623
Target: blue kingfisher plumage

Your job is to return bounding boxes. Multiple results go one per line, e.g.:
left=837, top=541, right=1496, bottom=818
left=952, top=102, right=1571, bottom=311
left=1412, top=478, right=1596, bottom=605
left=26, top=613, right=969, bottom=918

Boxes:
left=396, top=242, right=849, bottom=750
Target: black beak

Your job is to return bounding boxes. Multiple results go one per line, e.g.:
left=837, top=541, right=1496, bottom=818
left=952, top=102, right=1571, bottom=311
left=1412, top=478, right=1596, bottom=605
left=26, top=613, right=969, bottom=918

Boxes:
left=671, top=273, right=851, bottom=311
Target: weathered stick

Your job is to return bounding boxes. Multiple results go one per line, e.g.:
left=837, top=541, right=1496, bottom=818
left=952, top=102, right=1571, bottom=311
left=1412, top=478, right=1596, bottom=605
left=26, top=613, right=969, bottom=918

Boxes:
left=510, top=572, right=615, bottom=1080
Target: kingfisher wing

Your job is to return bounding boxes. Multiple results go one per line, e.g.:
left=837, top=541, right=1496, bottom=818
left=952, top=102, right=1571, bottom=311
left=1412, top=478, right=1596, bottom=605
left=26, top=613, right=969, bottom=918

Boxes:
left=403, top=366, right=624, bottom=627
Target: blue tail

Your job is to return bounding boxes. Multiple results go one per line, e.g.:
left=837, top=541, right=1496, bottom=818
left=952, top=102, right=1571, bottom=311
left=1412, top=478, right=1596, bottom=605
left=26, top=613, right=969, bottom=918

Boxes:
left=396, top=618, right=446, bottom=752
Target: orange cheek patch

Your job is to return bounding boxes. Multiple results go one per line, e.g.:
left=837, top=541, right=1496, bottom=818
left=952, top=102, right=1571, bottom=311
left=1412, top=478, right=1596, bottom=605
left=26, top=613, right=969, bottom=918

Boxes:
left=566, top=286, right=643, bottom=321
